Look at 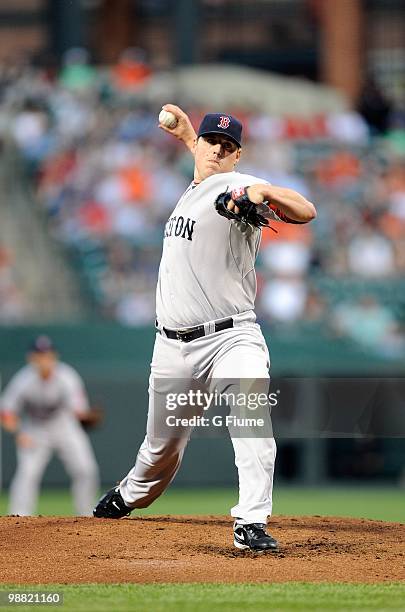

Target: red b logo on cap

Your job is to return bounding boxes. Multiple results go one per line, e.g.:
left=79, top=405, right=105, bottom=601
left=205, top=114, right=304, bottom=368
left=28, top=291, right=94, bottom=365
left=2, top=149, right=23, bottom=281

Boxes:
left=218, top=116, right=230, bottom=129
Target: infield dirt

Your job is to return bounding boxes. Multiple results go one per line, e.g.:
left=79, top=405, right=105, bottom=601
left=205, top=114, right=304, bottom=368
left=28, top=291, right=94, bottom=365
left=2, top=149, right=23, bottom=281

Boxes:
left=1, top=515, right=404, bottom=584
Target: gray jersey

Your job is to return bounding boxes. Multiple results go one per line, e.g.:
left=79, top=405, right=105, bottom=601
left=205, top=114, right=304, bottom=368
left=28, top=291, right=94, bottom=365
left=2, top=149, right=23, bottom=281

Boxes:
left=0, top=362, right=89, bottom=422
left=156, top=171, right=277, bottom=328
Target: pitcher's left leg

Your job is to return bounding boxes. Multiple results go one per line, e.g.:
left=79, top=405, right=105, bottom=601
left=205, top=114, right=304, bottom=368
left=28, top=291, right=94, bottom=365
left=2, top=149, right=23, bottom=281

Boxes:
left=230, top=435, right=276, bottom=524
left=209, top=326, right=278, bottom=550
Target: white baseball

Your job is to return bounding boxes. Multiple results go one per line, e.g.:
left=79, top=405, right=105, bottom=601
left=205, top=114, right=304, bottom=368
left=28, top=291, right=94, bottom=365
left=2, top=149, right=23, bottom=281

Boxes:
left=159, top=109, right=178, bottom=129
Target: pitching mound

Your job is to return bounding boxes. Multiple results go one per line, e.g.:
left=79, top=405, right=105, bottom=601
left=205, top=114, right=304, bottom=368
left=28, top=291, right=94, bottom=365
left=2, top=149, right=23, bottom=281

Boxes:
left=1, top=515, right=404, bottom=584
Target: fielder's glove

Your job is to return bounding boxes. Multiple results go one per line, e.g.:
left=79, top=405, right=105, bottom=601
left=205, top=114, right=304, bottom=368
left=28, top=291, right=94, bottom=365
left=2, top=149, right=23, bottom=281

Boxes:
left=77, top=407, right=104, bottom=431
left=214, top=186, right=269, bottom=229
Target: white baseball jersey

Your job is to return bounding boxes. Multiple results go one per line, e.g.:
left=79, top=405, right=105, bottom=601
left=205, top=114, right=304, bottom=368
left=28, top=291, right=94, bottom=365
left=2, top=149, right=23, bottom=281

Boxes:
left=121, top=174, right=281, bottom=525
left=0, top=362, right=89, bottom=423
left=156, top=171, right=277, bottom=328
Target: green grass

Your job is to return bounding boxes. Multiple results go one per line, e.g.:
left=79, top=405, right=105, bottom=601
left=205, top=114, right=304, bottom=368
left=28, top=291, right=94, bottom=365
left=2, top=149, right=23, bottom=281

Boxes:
left=0, top=486, right=404, bottom=522
left=1, top=583, right=405, bottom=611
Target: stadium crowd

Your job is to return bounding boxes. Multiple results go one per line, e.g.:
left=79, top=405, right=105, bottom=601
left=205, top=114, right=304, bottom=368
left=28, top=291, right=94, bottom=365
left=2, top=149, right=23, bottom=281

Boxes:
left=0, top=243, right=27, bottom=324
left=0, top=51, right=404, bottom=357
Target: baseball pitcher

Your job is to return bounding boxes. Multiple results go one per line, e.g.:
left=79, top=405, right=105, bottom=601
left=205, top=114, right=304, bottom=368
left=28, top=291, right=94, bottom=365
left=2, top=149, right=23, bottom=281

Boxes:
left=94, top=106, right=316, bottom=551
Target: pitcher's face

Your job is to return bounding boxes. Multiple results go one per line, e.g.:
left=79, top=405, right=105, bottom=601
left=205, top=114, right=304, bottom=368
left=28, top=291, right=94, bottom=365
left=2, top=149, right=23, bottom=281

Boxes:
left=193, top=135, right=241, bottom=182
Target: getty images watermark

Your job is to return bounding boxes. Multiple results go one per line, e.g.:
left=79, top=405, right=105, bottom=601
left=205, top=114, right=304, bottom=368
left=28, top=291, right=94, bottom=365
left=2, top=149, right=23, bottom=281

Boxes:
left=165, top=388, right=279, bottom=428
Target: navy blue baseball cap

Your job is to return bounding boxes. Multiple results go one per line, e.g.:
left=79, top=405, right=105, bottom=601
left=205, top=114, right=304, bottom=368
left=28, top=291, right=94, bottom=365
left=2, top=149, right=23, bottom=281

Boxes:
left=29, top=335, right=56, bottom=353
left=197, top=113, right=242, bottom=147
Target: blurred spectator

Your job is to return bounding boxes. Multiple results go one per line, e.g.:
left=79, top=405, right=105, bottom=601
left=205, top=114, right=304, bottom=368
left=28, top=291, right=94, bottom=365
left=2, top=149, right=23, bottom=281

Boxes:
left=59, top=48, right=98, bottom=91
left=303, top=289, right=328, bottom=323
left=111, top=48, right=152, bottom=92
left=347, top=226, right=396, bottom=278
left=314, top=148, right=362, bottom=190
left=12, top=99, right=53, bottom=169
left=0, top=246, right=27, bottom=324
left=260, top=276, right=308, bottom=324
left=357, top=77, right=393, bottom=135
left=115, top=288, right=155, bottom=326
left=261, top=239, right=311, bottom=276
left=325, top=111, right=369, bottom=145
left=331, top=296, right=405, bottom=359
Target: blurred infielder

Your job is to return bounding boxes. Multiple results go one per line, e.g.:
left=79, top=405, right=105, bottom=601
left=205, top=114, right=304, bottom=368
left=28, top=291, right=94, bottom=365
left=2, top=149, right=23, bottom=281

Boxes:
left=0, top=336, right=99, bottom=516
left=94, top=106, right=316, bottom=551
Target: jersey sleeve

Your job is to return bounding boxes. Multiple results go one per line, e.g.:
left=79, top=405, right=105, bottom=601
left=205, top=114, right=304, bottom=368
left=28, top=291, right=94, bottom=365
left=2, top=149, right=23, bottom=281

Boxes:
left=0, top=371, right=26, bottom=414
left=61, top=365, right=90, bottom=413
left=232, top=173, right=268, bottom=189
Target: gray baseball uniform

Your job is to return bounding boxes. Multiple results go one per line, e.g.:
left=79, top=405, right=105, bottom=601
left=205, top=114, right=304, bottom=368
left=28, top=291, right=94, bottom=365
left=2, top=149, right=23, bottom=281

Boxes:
left=119, top=171, right=278, bottom=524
left=1, top=362, right=99, bottom=516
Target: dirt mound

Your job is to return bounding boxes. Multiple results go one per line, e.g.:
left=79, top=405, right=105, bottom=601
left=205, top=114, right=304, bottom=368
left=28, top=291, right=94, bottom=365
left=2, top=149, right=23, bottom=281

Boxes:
left=1, top=515, right=404, bottom=584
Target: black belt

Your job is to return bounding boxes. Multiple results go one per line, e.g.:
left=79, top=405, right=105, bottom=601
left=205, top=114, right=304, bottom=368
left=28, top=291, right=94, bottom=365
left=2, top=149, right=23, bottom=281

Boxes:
left=160, top=317, right=233, bottom=343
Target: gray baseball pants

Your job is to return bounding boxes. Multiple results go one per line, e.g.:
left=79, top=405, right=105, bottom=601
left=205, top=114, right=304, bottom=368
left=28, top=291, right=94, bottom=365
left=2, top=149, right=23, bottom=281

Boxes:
left=9, top=412, right=99, bottom=516
left=120, top=312, right=277, bottom=524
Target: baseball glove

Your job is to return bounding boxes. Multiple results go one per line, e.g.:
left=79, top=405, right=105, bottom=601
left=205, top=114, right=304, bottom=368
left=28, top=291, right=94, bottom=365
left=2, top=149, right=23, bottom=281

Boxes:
left=78, top=407, right=104, bottom=431
left=214, top=186, right=269, bottom=228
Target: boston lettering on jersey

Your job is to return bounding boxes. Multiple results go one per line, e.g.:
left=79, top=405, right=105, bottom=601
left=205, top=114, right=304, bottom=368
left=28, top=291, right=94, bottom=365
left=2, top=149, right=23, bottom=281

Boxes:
left=164, top=215, right=196, bottom=241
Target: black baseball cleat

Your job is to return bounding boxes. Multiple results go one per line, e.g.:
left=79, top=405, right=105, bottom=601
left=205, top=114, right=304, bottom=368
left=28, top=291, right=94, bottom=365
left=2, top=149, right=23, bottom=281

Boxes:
left=93, top=486, right=132, bottom=518
left=233, top=521, right=279, bottom=552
